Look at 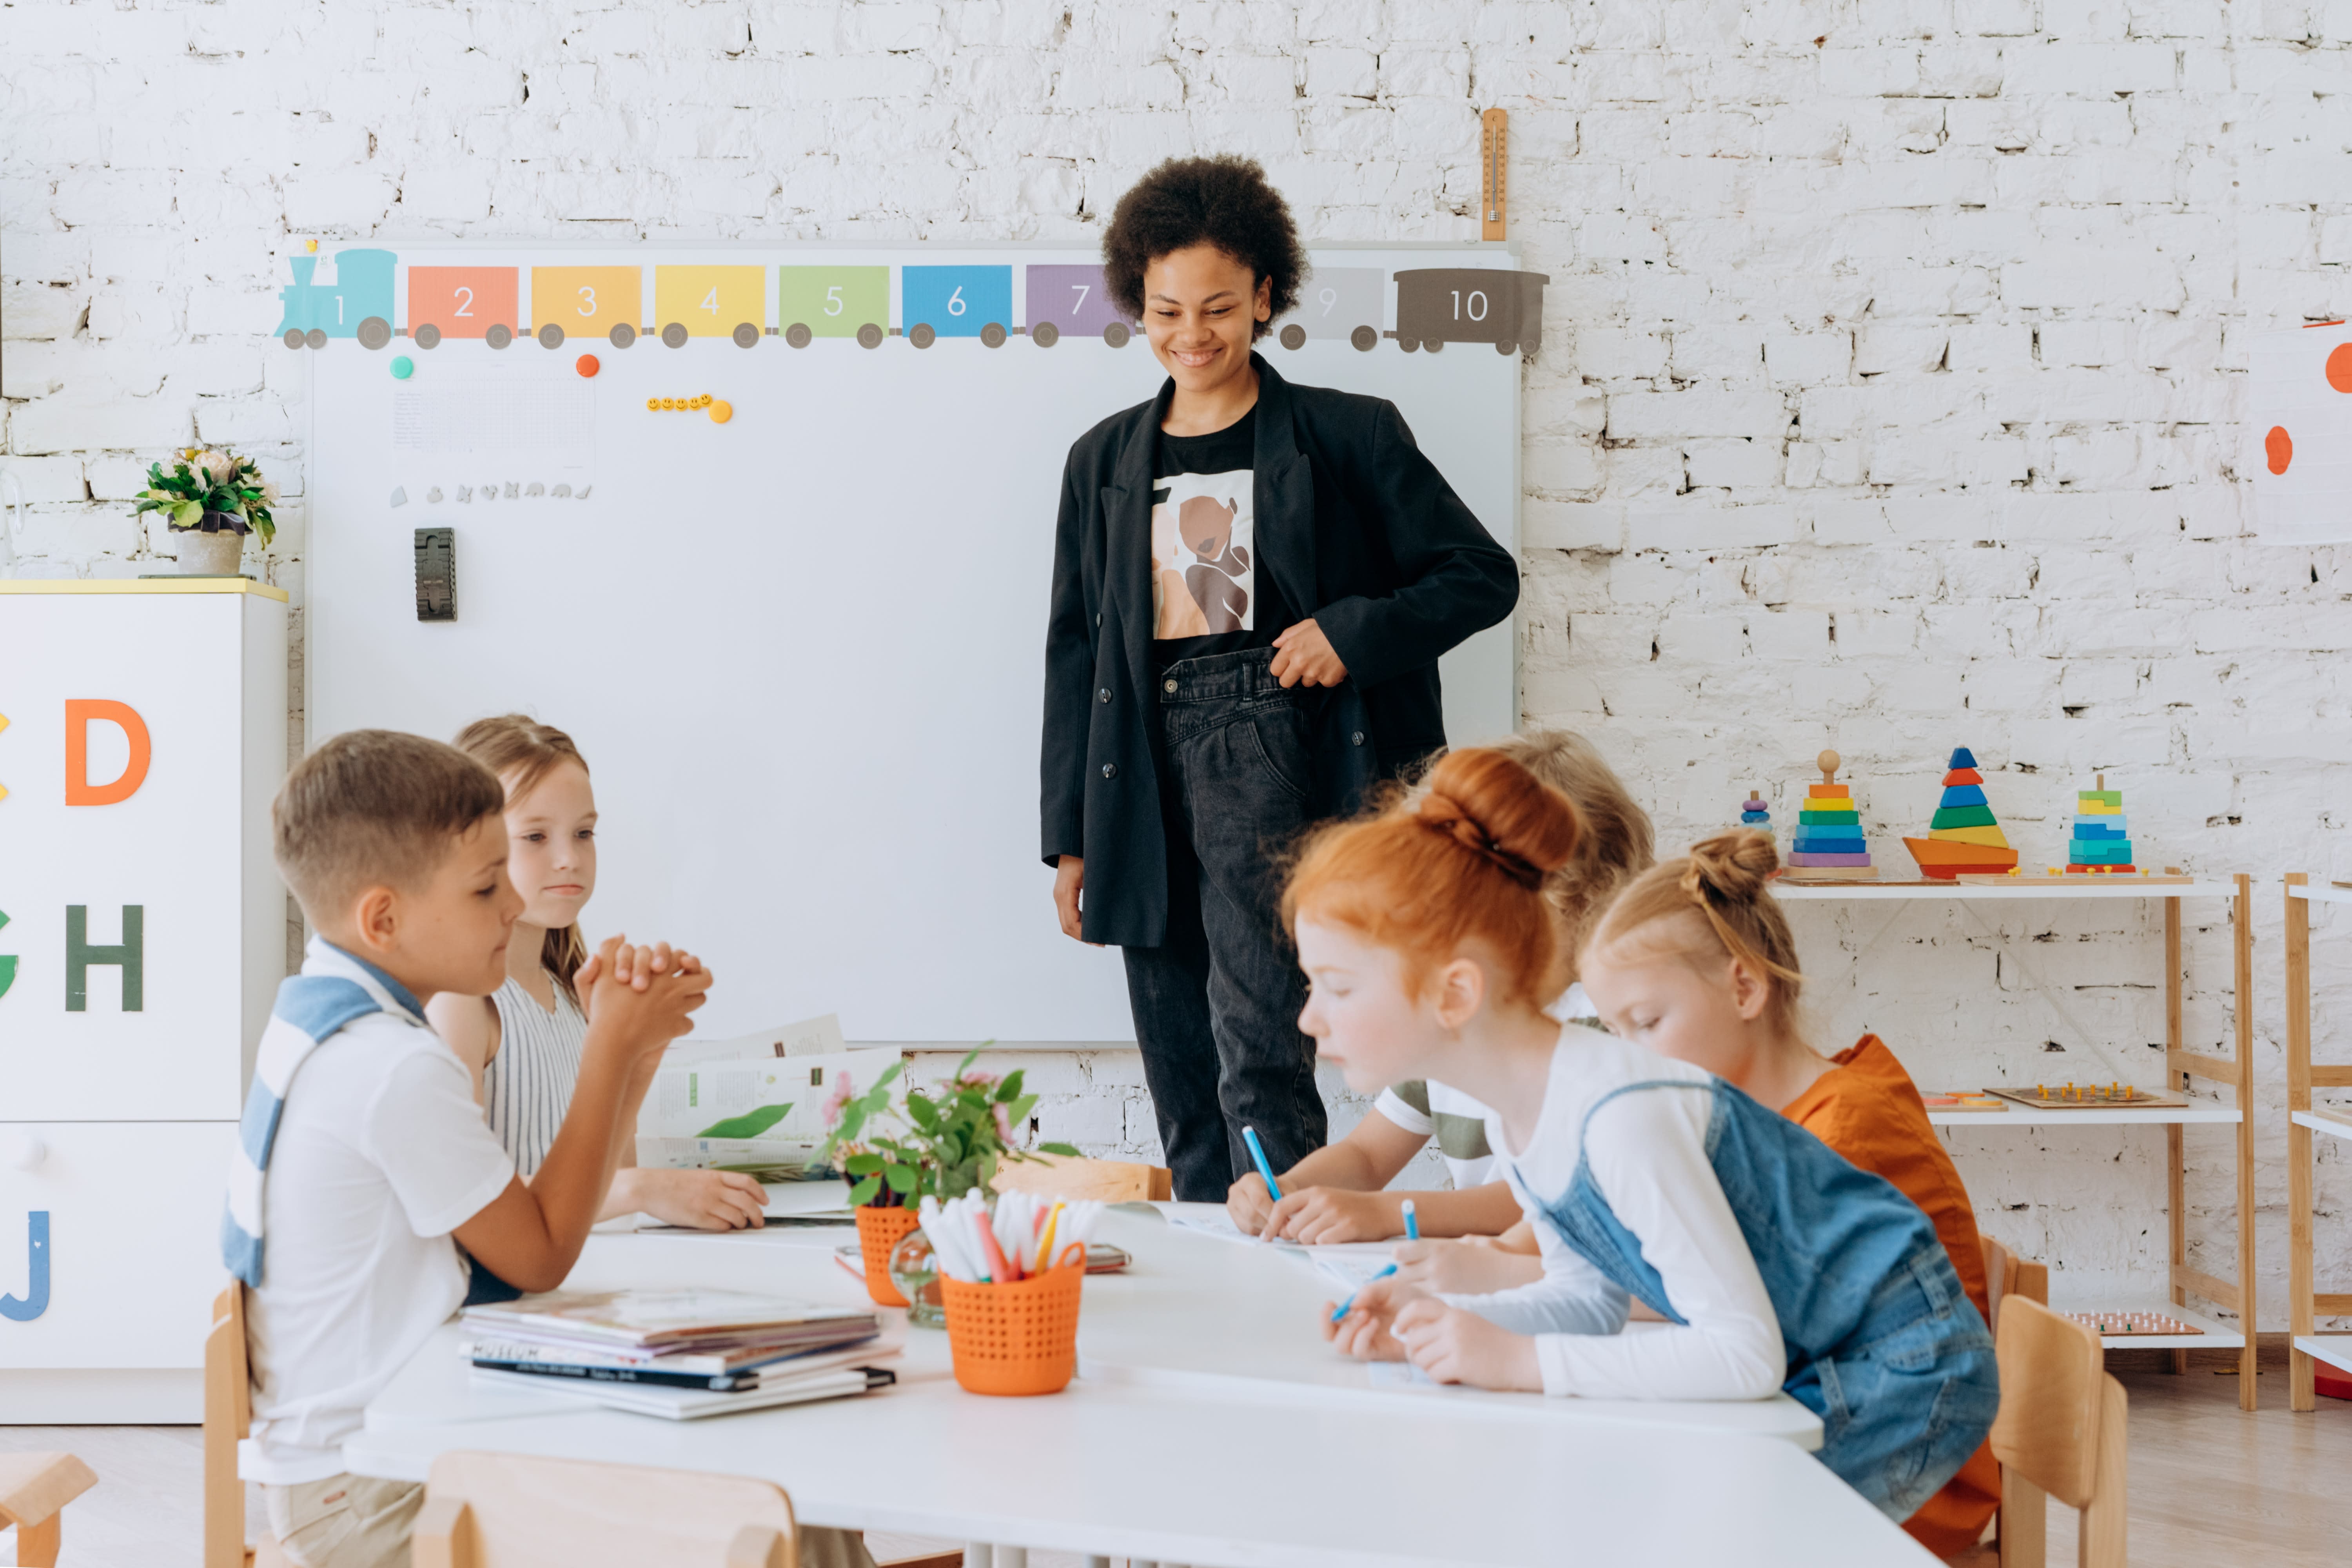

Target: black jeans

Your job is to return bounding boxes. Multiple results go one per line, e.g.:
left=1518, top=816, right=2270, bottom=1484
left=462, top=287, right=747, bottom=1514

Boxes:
left=1122, top=648, right=1330, bottom=1201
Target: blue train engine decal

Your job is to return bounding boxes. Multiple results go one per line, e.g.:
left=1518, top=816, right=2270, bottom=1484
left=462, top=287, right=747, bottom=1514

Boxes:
left=276, top=248, right=397, bottom=350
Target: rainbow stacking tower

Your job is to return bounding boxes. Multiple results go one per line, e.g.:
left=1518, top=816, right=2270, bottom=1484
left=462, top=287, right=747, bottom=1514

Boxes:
left=2068, top=773, right=2133, bottom=873
left=1784, top=750, right=1878, bottom=881
left=1902, top=746, right=2021, bottom=879
left=1740, top=787, right=1773, bottom=846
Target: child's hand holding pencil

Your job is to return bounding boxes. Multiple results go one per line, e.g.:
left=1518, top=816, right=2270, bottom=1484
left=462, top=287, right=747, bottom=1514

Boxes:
left=1320, top=1274, right=1423, bottom=1362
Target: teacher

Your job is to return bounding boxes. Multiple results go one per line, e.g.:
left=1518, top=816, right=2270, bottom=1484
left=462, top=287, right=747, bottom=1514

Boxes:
left=1041, top=156, right=1518, bottom=1200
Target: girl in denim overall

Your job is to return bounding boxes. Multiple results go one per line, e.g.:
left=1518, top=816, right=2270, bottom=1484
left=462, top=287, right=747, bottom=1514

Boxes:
left=1299, top=749, right=1998, bottom=1524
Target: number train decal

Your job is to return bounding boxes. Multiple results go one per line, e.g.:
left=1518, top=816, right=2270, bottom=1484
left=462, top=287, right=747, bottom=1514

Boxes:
left=272, top=251, right=1550, bottom=358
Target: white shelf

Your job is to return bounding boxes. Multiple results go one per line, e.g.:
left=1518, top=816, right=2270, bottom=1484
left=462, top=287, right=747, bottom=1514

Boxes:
left=1777, top=880, right=2241, bottom=902
left=2288, top=882, right=2352, bottom=906
left=2293, top=1336, right=2352, bottom=1376
left=1930, top=1105, right=2240, bottom=1127
left=2292, top=1109, right=2352, bottom=1142
left=2049, top=1297, right=2245, bottom=1351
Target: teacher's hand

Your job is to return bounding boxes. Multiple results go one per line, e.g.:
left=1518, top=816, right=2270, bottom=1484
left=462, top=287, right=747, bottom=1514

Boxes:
left=1270, top=618, right=1348, bottom=688
left=1053, top=855, right=1100, bottom=946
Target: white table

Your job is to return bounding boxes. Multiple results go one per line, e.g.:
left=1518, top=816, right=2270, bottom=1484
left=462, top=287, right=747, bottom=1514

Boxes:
left=344, top=1212, right=1924, bottom=1566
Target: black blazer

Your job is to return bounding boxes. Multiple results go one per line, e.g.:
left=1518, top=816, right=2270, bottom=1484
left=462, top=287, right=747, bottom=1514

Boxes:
left=1039, top=354, right=1519, bottom=947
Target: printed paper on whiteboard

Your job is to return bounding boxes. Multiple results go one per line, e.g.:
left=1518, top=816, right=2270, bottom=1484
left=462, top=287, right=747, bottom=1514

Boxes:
left=2249, top=324, right=2352, bottom=544
left=393, top=371, right=594, bottom=497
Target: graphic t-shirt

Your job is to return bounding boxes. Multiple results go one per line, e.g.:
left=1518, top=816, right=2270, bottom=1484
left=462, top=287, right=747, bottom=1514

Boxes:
left=1151, top=408, right=1290, bottom=668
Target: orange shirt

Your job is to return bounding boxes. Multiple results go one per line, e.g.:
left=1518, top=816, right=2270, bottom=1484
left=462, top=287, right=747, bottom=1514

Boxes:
left=1782, top=1035, right=1998, bottom=1559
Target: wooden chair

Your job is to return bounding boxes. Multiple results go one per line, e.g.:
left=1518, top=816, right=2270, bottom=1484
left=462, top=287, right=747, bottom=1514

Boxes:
left=0, top=1451, right=97, bottom=1568
left=1985, top=1296, right=2128, bottom=1568
left=410, top=1451, right=964, bottom=1568
left=1981, top=1236, right=2051, bottom=1334
left=205, top=1283, right=291, bottom=1568
left=992, top=1153, right=1171, bottom=1204
left=411, top=1450, right=804, bottom=1567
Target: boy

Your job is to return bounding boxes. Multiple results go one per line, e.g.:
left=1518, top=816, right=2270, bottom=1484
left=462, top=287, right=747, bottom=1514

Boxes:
left=226, top=730, right=711, bottom=1568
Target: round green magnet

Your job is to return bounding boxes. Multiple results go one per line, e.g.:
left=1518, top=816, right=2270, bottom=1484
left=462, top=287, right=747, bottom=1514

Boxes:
left=391, top=356, right=414, bottom=379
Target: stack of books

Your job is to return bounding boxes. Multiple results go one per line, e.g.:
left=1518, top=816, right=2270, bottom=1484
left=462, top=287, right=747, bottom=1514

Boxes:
left=460, top=1288, right=898, bottom=1419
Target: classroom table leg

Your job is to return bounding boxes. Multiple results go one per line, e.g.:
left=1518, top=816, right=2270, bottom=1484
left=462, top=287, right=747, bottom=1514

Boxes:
left=995, top=1550, right=1027, bottom=1568
left=1084, top=1558, right=1110, bottom=1568
left=962, top=1547, right=991, bottom=1568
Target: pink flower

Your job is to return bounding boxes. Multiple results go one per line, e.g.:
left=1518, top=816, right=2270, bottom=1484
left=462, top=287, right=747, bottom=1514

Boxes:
left=824, top=1073, right=855, bottom=1125
left=992, top=1103, right=1015, bottom=1145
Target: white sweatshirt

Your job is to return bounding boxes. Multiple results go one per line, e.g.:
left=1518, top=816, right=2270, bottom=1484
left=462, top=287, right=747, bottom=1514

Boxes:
left=1441, top=1029, right=1788, bottom=1401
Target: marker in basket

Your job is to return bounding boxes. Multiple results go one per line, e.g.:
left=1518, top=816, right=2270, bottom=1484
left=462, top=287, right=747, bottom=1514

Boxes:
left=1403, top=1198, right=1419, bottom=1242
left=1330, top=1262, right=1398, bottom=1323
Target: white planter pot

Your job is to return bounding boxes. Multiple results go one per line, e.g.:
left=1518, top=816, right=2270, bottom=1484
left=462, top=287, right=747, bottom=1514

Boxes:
left=175, top=527, right=246, bottom=575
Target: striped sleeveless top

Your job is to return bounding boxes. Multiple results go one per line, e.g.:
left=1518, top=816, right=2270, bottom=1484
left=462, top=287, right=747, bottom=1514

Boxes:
left=484, top=974, right=589, bottom=1177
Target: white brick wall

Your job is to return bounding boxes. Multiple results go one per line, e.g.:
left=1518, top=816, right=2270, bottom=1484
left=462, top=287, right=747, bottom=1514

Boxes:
left=7, top=0, right=2349, bottom=1326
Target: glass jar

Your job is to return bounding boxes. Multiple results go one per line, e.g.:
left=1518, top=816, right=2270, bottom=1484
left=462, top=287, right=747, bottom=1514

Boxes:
left=887, top=1225, right=946, bottom=1329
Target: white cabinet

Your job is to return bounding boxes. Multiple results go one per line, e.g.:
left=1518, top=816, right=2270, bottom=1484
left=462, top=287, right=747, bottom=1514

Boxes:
left=0, top=580, right=288, bottom=1421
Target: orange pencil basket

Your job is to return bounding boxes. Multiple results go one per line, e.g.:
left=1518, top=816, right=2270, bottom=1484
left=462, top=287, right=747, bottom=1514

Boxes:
left=940, top=1244, right=1087, bottom=1396
left=854, top=1205, right=923, bottom=1308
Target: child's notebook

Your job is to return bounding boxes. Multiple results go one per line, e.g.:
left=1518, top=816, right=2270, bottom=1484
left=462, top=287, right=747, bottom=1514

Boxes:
left=472, top=1362, right=897, bottom=1419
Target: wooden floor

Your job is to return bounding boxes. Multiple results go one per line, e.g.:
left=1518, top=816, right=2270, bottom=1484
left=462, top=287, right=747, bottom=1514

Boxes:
left=6, top=1361, right=2349, bottom=1566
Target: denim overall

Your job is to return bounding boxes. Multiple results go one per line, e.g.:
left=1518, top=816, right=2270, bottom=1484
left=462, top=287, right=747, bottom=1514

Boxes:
left=1532, top=1078, right=2001, bottom=1520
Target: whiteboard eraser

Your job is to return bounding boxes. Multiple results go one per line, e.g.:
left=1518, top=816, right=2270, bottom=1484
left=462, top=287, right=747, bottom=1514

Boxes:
left=415, top=527, right=456, bottom=622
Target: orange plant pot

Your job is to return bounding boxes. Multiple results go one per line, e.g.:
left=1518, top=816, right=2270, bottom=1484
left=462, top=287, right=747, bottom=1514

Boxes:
left=855, top=1205, right=923, bottom=1307
left=940, top=1246, right=1086, bottom=1396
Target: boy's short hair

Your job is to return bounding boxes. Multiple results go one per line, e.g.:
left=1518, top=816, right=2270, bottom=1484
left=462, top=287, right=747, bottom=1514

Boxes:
left=1101, top=155, right=1306, bottom=338
left=273, top=730, right=506, bottom=918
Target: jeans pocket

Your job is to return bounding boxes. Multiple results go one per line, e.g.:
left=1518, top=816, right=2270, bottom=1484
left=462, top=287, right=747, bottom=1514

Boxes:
left=1242, top=702, right=1314, bottom=804
left=1815, top=1354, right=1851, bottom=1444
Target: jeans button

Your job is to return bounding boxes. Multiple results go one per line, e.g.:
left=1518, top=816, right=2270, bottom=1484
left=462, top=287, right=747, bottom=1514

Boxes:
left=1102, top=763, right=1117, bottom=779
left=1351, top=731, right=1365, bottom=746
left=1098, top=688, right=1111, bottom=703
left=1163, top=678, right=1178, bottom=694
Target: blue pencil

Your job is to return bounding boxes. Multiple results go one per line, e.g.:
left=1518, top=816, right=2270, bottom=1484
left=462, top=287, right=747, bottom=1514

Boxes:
left=1403, top=1198, right=1419, bottom=1242
left=1331, top=1262, right=1398, bottom=1323
left=1242, top=1126, right=1283, bottom=1202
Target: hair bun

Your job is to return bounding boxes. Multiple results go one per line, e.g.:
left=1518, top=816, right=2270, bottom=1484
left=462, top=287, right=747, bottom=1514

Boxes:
left=1414, top=748, right=1583, bottom=887
left=1681, top=829, right=1780, bottom=904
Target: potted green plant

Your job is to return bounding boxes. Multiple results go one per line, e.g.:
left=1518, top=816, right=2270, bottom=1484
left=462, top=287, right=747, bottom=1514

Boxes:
left=134, top=448, right=277, bottom=576
left=817, top=1049, right=1077, bottom=1316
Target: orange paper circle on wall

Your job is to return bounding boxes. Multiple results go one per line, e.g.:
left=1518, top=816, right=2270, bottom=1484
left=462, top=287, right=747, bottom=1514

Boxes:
left=2267, top=426, right=2293, bottom=475
left=708, top=400, right=733, bottom=424
left=576, top=354, right=600, bottom=377
left=2330, top=343, right=2352, bottom=393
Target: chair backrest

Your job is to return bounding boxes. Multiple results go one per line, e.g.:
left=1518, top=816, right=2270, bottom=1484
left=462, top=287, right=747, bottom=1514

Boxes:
left=1980, top=1236, right=2051, bottom=1335
left=1990, top=1297, right=2128, bottom=1568
left=203, top=1284, right=253, bottom=1568
left=992, top=1153, right=1172, bottom=1204
left=412, top=1451, right=801, bottom=1568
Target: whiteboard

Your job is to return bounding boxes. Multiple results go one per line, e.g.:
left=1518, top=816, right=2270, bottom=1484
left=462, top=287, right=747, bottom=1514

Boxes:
left=305, top=243, right=1526, bottom=1042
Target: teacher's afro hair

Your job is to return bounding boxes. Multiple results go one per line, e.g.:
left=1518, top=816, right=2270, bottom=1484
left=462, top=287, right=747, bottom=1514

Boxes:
left=1102, top=156, right=1306, bottom=341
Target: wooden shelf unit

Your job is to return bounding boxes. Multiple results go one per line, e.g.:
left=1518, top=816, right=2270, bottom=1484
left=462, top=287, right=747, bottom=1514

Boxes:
left=1790, top=875, right=2258, bottom=1392
left=2284, top=874, right=2352, bottom=1411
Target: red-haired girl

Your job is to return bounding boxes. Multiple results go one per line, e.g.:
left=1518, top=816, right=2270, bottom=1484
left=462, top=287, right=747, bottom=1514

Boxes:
left=1303, top=748, right=1997, bottom=1526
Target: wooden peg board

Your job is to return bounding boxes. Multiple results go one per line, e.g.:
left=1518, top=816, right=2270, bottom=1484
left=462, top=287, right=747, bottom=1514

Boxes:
left=2060, top=1309, right=2203, bottom=1337
left=1481, top=108, right=1508, bottom=240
